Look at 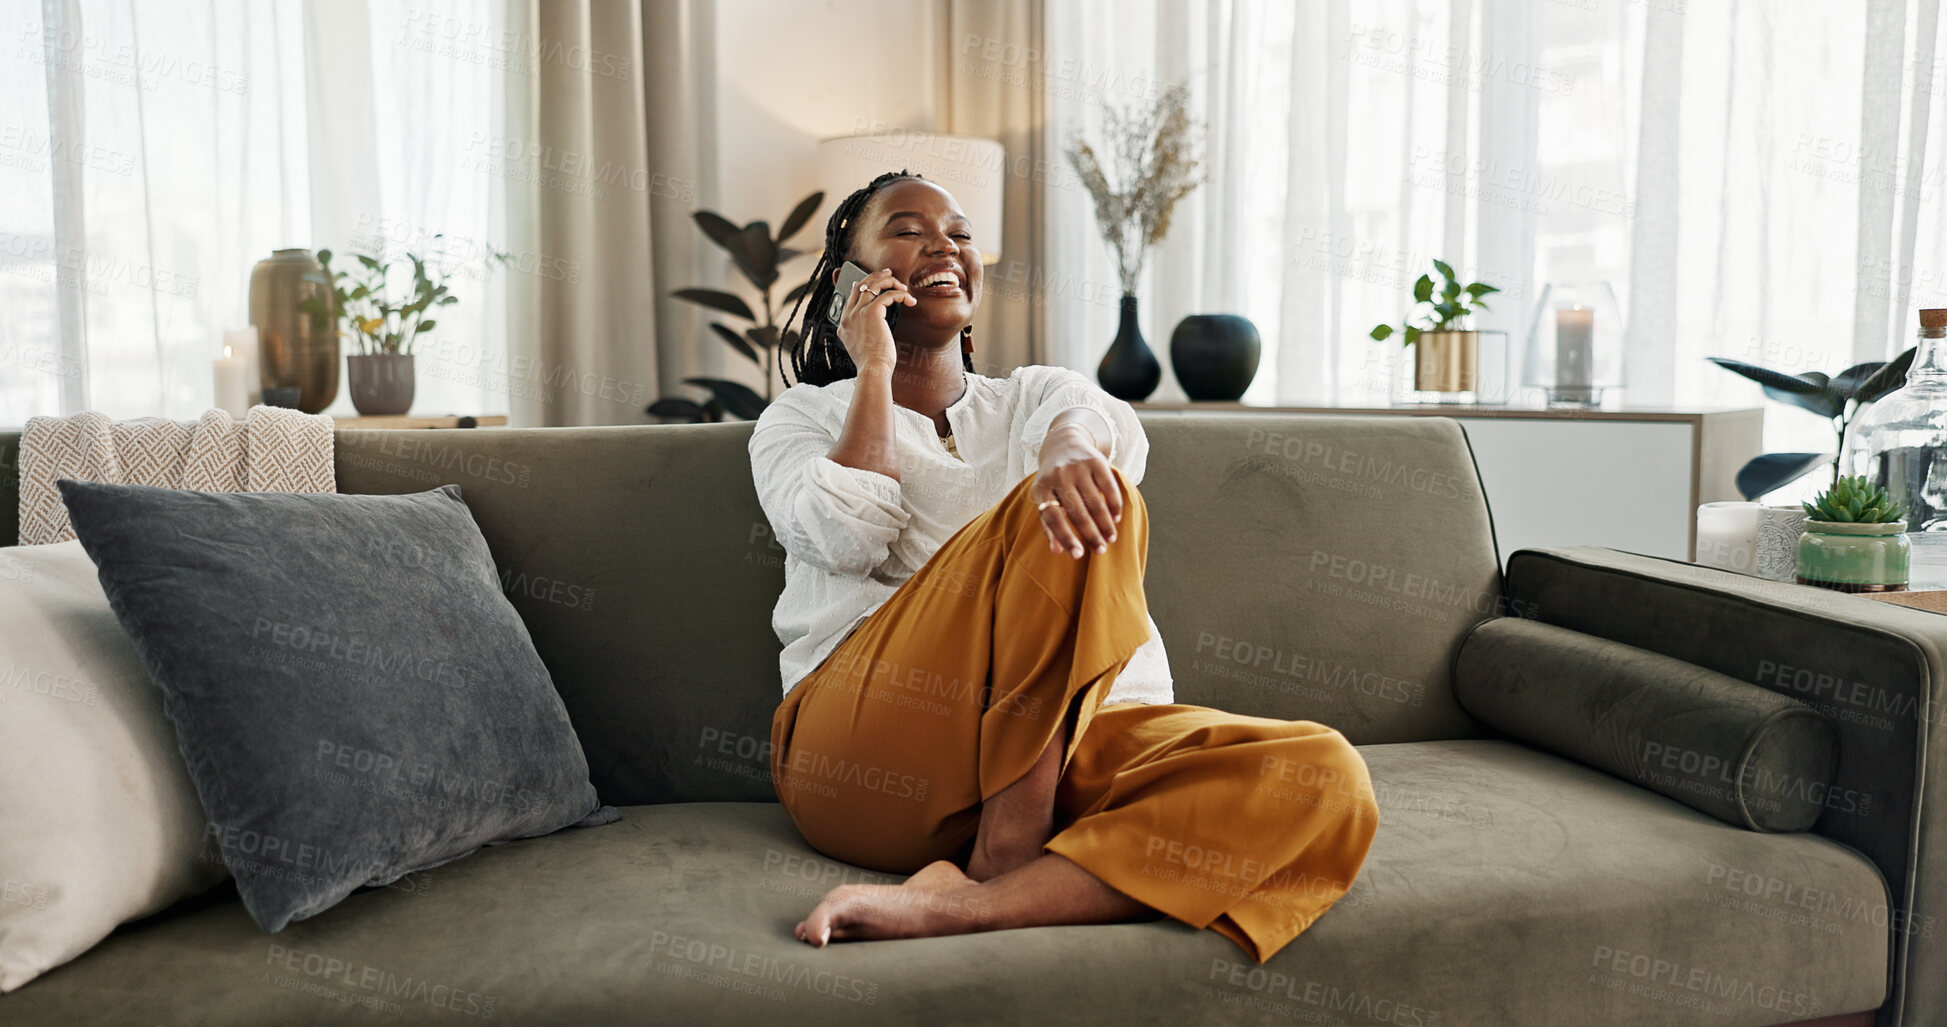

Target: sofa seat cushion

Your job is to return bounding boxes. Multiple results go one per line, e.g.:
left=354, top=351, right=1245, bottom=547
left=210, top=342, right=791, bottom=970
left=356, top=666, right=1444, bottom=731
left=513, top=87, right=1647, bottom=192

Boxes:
left=2, top=743, right=1890, bottom=1026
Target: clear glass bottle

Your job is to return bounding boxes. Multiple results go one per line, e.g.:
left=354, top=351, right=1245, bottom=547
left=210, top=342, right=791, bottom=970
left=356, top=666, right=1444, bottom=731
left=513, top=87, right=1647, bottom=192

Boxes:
left=1845, top=309, right=1947, bottom=530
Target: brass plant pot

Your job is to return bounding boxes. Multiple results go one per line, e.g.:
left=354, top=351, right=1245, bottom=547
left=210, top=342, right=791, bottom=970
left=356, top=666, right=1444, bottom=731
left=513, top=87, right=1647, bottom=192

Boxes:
left=249, top=248, right=339, bottom=414
left=1414, top=330, right=1478, bottom=393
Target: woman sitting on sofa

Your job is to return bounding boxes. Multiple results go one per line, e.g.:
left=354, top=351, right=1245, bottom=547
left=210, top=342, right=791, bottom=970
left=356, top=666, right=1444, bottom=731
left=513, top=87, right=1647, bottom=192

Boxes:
left=750, top=170, right=1378, bottom=963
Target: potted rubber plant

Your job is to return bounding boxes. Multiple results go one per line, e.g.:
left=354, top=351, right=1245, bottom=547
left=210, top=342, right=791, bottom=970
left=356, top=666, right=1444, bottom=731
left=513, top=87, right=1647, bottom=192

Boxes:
left=648, top=191, right=824, bottom=423
left=1707, top=351, right=1916, bottom=498
left=1369, top=259, right=1499, bottom=400
left=1796, top=475, right=1910, bottom=592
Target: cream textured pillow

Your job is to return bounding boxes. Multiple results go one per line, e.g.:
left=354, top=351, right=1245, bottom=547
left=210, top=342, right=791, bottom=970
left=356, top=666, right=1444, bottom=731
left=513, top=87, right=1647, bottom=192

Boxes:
left=0, top=540, right=227, bottom=992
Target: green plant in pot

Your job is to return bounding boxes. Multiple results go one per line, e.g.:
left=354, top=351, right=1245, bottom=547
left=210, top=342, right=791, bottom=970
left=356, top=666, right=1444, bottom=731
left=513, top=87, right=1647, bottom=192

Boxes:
left=307, top=242, right=506, bottom=417
left=1369, top=260, right=1499, bottom=398
left=648, top=191, right=824, bottom=423
left=1796, top=475, right=1910, bottom=593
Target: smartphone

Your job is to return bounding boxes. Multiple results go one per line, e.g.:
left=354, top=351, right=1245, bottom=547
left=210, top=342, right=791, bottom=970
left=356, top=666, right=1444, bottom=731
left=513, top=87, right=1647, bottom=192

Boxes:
left=828, top=261, right=900, bottom=329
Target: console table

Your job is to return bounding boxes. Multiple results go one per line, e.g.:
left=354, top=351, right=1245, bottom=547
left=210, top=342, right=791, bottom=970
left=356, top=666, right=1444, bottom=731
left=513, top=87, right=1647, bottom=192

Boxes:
left=1136, top=402, right=1764, bottom=564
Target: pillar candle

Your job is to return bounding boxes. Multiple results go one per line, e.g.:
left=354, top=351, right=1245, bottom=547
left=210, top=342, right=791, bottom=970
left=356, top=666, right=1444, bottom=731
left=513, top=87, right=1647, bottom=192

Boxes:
left=223, top=326, right=261, bottom=407
left=213, top=345, right=249, bottom=418
left=1556, top=307, right=1594, bottom=389
left=1696, top=501, right=1762, bottom=574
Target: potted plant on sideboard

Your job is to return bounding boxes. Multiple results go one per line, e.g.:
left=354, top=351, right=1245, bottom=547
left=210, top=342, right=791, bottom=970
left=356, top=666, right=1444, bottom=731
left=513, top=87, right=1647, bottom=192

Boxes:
left=307, top=244, right=504, bottom=417
left=1369, top=259, right=1499, bottom=402
left=1796, top=475, right=1911, bottom=593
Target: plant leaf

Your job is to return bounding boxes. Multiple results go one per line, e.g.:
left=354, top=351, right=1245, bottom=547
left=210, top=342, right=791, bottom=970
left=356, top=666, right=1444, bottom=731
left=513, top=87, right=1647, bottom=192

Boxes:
left=710, top=322, right=759, bottom=364
left=1403, top=326, right=1421, bottom=347
left=646, top=397, right=713, bottom=422
left=776, top=191, right=825, bottom=244
left=1735, top=452, right=1831, bottom=500
left=1857, top=346, right=1917, bottom=404
left=782, top=280, right=812, bottom=309
left=1707, top=356, right=1825, bottom=393
left=671, top=288, right=756, bottom=321
left=1464, top=283, right=1499, bottom=297
left=693, top=211, right=742, bottom=252
left=1413, top=275, right=1433, bottom=303
left=1829, top=361, right=1883, bottom=400
left=1707, top=357, right=1842, bottom=418
left=1431, top=258, right=1455, bottom=283
left=746, top=325, right=781, bottom=352
left=683, top=377, right=768, bottom=420
left=1370, top=324, right=1395, bottom=341
left=415, top=319, right=436, bottom=334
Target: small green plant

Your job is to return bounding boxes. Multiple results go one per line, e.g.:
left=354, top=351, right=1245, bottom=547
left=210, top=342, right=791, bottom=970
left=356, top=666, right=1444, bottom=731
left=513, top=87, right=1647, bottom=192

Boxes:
left=305, top=241, right=506, bottom=355
left=1368, top=259, right=1499, bottom=346
left=1803, top=475, right=1906, bottom=524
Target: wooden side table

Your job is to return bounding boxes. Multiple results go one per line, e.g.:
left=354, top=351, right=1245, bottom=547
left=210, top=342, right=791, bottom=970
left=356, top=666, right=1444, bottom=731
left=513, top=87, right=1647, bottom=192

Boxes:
left=332, top=415, right=508, bottom=430
left=1858, top=590, right=1947, bottom=615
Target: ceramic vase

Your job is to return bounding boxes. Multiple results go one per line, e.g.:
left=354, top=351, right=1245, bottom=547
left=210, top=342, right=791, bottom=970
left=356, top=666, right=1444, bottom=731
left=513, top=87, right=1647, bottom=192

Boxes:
left=249, top=248, right=339, bottom=414
left=1097, top=294, right=1161, bottom=401
left=1169, top=314, right=1260, bottom=401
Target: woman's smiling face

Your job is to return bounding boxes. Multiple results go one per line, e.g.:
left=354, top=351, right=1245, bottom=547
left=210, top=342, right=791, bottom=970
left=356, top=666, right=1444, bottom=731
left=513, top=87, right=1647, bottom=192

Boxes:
left=845, top=178, right=984, bottom=336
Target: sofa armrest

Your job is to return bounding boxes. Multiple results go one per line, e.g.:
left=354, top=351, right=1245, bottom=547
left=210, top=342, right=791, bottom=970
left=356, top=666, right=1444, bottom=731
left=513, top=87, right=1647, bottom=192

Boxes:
left=1506, top=546, right=1945, bottom=1027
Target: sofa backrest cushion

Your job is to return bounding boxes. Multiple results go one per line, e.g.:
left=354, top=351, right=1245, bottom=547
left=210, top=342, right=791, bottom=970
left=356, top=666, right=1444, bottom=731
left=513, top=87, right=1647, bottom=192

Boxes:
left=1139, top=414, right=1499, bottom=743
left=333, top=425, right=789, bottom=807
left=1455, top=616, right=1840, bottom=832
left=8, top=413, right=1498, bottom=806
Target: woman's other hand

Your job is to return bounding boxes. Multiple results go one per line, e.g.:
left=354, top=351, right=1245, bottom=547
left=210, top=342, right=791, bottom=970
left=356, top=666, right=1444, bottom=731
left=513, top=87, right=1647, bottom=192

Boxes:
left=1032, top=414, right=1122, bottom=558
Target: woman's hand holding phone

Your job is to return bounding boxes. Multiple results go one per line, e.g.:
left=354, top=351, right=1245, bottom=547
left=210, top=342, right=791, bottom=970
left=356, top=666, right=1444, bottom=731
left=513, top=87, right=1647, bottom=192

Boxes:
left=835, top=266, right=915, bottom=377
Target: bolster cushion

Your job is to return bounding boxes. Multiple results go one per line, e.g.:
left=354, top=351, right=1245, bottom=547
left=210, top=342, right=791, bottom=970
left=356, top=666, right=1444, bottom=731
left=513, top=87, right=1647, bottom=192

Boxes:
left=1454, top=617, right=1839, bottom=832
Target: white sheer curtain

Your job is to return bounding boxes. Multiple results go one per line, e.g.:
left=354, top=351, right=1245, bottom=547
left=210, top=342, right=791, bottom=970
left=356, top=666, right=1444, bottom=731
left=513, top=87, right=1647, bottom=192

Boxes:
left=0, top=0, right=516, bottom=423
left=1042, top=0, right=1947, bottom=466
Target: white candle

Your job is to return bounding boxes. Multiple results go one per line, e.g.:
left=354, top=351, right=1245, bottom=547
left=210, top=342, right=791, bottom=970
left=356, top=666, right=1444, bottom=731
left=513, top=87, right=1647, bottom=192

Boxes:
left=1696, top=501, right=1762, bottom=573
left=213, top=345, right=249, bottom=418
left=1556, top=307, right=1594, bottom=388
left=223, top=326, right=261, bottom=407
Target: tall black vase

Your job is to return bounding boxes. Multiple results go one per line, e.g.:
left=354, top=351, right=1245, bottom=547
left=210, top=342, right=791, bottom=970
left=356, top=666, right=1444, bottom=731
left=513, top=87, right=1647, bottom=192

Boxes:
left=1097, top=294, right=1161, bottom=401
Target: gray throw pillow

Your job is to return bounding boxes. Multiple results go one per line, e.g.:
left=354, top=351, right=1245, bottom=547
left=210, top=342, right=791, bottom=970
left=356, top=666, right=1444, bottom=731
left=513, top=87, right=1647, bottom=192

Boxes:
left=58, top=480, right=618, bottom=932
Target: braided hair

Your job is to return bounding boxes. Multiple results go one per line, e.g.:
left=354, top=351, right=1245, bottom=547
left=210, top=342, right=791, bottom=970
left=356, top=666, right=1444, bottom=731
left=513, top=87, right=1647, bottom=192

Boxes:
left=781, top=170, right=976, bottom=390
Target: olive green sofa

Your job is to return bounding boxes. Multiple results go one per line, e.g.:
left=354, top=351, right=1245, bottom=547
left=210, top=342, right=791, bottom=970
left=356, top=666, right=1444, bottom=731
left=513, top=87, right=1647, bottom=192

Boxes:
left=0, top=414, right=1935, bottom=1026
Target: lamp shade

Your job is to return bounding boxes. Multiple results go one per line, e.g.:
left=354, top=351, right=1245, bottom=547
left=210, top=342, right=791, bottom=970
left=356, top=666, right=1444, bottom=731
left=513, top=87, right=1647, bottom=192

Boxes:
left=814, top=134, right=1006, bottom=264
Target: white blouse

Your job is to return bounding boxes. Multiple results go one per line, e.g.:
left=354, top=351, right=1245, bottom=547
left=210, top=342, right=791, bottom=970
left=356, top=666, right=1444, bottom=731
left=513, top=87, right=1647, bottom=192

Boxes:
left=750, top=365, right=1175, bottom=705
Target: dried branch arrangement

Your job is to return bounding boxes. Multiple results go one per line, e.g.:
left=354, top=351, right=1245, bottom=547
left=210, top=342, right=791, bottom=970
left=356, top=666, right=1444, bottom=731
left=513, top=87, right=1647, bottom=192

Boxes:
left=1067, top=83, right=1206, bottom=295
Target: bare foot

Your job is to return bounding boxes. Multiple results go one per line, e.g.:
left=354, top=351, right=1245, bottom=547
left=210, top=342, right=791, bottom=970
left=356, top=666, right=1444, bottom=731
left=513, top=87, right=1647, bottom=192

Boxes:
left=794, top=860, right=991, bottom=948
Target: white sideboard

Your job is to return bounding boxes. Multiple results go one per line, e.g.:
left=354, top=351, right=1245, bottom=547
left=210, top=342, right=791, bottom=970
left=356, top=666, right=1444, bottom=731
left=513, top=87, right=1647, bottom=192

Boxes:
left=1137, top=403, right=1764, bottom=564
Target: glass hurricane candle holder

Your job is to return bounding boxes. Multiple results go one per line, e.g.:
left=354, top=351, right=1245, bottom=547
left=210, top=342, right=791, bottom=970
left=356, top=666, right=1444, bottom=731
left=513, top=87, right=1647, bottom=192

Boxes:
left=1524, top=281, right=1624, bottom=407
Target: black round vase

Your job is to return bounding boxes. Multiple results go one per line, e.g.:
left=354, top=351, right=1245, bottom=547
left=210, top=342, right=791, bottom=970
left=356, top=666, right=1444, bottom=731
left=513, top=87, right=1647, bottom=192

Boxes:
left=1169, top=314, right=1262, bottom=401
left=1097, top=294, right=1161, bottom=401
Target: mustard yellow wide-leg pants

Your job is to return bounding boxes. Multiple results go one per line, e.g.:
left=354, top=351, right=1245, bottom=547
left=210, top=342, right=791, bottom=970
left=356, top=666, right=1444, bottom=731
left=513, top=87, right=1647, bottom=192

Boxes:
left=769, top=469, right=1379, bottom=963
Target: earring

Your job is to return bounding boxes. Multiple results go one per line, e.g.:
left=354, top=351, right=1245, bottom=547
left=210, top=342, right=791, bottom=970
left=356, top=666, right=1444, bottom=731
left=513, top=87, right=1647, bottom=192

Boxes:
left=961, top=326, right=974, bottom=357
